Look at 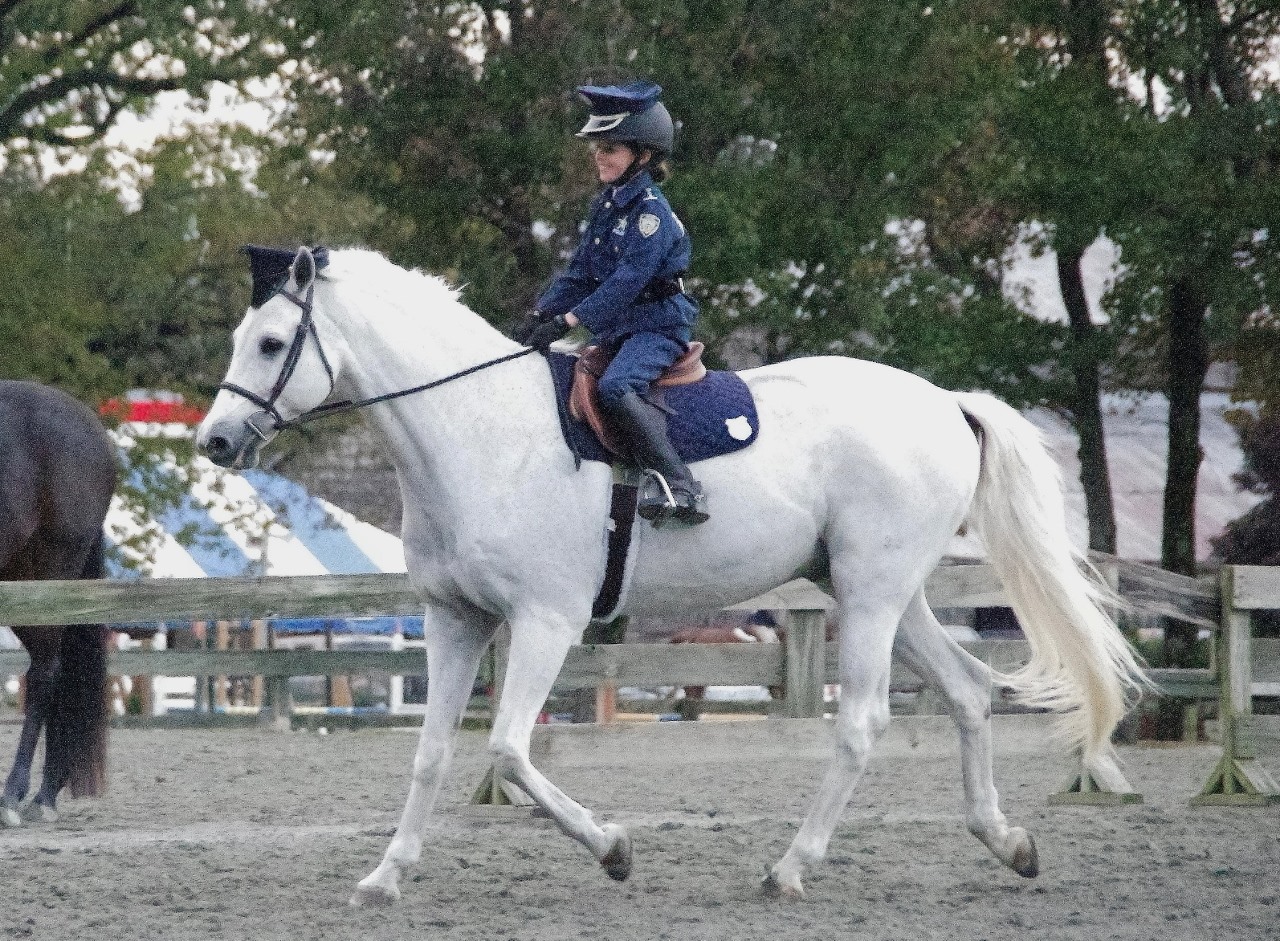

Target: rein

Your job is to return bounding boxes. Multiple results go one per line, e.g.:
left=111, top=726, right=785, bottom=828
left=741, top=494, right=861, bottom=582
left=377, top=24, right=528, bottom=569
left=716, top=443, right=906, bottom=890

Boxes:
left=218, top=278, right=537, bottom=437
left=278, top=346, right=537, bottom=431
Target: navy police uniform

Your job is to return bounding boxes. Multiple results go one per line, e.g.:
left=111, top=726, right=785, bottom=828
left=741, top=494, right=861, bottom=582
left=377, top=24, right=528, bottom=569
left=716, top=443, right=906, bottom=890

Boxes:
left=521, top=78, right=709, bottom=525
left=536, top=168, right=698, bottom=405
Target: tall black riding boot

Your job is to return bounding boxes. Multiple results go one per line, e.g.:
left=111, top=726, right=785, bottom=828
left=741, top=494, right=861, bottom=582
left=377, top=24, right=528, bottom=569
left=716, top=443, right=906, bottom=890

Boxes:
left=602, top=391, right=709, bottom=526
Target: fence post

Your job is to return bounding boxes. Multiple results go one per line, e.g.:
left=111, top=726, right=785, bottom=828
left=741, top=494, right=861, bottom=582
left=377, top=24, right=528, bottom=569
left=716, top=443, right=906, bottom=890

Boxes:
left=214, top=620, right=230, bottom=710
left=1192, top=566, right=1280, bottom=805
left=259, top=675, right=292, bottom=731
left=258, top=623, right=291, bottom=731
left=781, top=609, right=826, bottom=719
left=250, top=619, right=267, bottom=708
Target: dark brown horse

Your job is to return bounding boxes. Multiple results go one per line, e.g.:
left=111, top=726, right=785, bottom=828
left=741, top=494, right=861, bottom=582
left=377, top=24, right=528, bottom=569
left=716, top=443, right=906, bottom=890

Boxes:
left=0, top=381, right=116, bottom=827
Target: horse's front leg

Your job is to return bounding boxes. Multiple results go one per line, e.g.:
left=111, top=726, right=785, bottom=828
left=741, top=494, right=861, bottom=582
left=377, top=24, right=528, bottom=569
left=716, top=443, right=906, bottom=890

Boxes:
left=1, top=629, right=60, bottom=828
left=489, top=610, right=632, bottom=880
left=350, top=602, right=498, bottom=907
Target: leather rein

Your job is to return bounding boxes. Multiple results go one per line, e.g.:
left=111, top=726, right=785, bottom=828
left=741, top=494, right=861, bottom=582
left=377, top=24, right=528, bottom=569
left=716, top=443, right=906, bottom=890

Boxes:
left=217, top=279, right=536, bottom=439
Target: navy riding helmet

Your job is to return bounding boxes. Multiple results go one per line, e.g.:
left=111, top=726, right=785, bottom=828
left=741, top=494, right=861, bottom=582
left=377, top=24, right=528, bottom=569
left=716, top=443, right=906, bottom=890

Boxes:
left=574, top=81, right=674, bottom=156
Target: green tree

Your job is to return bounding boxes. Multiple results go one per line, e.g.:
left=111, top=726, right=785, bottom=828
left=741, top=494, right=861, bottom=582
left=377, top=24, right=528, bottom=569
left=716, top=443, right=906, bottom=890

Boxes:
left=1106, top=0, right=1280, bottom=591
left=277, top=0, right=1054, bottom=405
left=0, top=0, right=285, bottom=147
left=0, top=135, right=379, bottom=399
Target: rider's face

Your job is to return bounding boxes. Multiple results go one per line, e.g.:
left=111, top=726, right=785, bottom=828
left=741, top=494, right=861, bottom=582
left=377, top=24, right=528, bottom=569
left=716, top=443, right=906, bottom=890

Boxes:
left=591, top=142, right=646, bottom=184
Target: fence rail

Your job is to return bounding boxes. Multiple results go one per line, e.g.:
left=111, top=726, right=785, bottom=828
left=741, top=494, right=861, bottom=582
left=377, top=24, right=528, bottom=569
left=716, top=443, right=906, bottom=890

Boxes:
left=0, top=558, right=1277, bottom=804
left=0, top=643, right=1272, bottom=699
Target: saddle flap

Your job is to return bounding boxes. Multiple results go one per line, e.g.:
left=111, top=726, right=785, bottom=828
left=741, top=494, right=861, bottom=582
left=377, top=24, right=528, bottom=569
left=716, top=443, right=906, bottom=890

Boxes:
left=568, top=348, right=625, bottom=456
left=568, top=343, right=706, bottom=457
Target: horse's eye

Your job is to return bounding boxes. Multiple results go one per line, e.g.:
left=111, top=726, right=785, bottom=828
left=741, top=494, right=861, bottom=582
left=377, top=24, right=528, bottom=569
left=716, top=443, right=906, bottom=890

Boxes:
left=259, top=336, right=286, bottom=357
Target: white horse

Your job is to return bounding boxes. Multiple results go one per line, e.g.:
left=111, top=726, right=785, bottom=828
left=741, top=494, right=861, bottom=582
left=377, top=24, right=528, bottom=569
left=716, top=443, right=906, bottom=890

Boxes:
left=197, top=246, right=1145, bottom=905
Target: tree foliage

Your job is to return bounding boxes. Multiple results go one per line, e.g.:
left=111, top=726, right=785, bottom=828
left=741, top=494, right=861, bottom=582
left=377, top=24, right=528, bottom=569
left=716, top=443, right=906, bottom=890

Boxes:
left=2, top=0, right=1279, bottom=592
left=0, top=0, right=285, bottom=147
left=0, top=132, right=380, bottom=399
left=263, top=0, right=1061, bottom=405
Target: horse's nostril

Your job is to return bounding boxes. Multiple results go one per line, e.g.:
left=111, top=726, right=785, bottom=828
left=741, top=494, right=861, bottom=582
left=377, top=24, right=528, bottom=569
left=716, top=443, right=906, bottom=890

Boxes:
left=204, top=435, right=231, bottom=460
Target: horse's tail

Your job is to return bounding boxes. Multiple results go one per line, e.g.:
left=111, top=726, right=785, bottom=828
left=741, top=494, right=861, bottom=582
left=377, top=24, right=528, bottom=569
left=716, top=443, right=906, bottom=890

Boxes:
left=48, top=532, right=110, bottom=798
left=954, top=391, right=1147, bottom=763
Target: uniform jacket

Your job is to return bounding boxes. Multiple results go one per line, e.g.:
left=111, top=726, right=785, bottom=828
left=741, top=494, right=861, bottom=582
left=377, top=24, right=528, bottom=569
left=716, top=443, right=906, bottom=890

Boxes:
left=536, top=170, right=698, bottom=343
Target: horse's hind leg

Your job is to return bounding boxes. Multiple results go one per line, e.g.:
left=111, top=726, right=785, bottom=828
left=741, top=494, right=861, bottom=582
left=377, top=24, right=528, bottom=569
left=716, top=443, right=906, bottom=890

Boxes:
left=765, top=595, right=900, bottom=899
left=488, top=611, right=631, bottom=879
left=351, top=603, right=497, bottom=907
left=1, top=627, right=61, bottom=827
left=893, top=591, right=1038, bottom=877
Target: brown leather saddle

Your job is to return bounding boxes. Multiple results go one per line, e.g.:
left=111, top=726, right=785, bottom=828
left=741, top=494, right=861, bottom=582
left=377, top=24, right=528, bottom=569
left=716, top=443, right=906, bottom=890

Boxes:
left=568, top=342, right=707, bottom=457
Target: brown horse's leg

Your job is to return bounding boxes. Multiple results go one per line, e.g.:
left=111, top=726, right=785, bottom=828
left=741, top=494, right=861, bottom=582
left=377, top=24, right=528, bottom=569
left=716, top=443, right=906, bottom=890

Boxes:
left=34, top=622, right=109, bottom=808
left=10, top=534, right=111, bottom=820
left=1, top=627, right=61, bottom=826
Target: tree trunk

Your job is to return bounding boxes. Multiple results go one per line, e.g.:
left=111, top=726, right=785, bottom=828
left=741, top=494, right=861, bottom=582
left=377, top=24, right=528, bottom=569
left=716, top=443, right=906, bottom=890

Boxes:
left=1162, top=274, right=1210, bottom=666
left=1162, top=274, right=1209, bottom=579
left=1058, top=245, right=1116, bottom=554
left=1150, top=274, right=1209, bottom=738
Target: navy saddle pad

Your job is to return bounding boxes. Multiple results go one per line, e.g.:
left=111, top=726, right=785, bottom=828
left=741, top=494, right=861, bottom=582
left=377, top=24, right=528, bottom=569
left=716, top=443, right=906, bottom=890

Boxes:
left=545, top=351, right=759, bottom=466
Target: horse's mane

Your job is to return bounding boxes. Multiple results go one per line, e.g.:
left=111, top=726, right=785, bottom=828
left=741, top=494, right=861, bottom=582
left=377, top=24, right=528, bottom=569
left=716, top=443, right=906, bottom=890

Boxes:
left=323, top=247, right=464, bottom=313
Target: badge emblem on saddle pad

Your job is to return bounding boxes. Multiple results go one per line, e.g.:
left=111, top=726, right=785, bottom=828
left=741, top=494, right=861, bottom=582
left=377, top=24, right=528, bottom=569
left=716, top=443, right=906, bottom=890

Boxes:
left=637, top=213, right=661, bottom=237
left=725, top=416, right=753, bottom=441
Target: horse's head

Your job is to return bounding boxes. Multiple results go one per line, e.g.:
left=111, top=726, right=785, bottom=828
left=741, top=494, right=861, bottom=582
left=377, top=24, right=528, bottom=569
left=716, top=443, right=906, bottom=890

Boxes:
left=197, top=246, right=338, bottom=468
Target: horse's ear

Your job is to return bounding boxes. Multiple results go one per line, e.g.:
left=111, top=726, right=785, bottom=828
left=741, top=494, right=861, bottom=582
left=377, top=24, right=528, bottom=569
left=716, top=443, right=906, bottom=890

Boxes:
left=291, top=247, right=317, bottom=292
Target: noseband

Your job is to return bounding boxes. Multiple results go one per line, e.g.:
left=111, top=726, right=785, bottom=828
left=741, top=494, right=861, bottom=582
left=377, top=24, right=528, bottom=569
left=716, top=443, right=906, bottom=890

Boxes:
left=217, top=278, right=336, bottom=440
left=217, top=276, right=537, bottom=439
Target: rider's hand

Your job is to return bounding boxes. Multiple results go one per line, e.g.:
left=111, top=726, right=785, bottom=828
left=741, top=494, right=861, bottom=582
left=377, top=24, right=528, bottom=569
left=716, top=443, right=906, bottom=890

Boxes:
left=512, top=310, right=552, bottom=345
left=523, top=314, right=572, bottom=351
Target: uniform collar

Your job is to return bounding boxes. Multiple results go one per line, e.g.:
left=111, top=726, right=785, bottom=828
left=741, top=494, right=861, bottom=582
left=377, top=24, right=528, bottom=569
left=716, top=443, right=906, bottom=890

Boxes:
left=608, top=169, right=655, bottom=208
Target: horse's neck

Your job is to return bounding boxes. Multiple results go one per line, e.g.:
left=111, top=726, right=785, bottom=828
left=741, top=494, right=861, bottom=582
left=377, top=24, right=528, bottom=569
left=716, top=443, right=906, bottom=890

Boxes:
left=325, top=293, right=556, bottom=511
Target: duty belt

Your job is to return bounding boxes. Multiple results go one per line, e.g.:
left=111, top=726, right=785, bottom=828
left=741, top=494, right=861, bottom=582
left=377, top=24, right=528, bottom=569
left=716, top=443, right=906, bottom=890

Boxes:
left=636, top=276, right=686, bottom=304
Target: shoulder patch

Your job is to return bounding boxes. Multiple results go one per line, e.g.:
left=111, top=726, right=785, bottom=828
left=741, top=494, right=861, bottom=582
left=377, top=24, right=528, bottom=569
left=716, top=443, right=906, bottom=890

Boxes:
left=642, top=188, right=659, bottom=201
left=637, top=213, right=661, bottom=238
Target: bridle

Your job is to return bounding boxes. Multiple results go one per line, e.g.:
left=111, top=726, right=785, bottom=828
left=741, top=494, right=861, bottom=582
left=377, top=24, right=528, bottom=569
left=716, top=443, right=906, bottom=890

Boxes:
left=217, top=271, right=535, bottom=440
left=218, top=277, right=336, bottom=441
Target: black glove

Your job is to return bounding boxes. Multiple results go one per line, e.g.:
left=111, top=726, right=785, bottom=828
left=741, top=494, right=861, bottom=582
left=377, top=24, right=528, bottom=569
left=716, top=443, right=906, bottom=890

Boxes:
left=523, top=314, right=572, bottom=351
left=512, top=310, right=552, bottom=345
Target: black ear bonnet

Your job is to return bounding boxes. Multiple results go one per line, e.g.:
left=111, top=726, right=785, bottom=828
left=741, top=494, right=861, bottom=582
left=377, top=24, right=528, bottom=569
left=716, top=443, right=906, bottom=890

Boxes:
left=243, top=245, right=330, bottom=308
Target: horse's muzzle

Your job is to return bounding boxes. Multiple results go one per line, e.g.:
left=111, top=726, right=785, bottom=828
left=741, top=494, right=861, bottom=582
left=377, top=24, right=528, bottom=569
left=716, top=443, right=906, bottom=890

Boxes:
left=199, top=418, right=266, bottom=469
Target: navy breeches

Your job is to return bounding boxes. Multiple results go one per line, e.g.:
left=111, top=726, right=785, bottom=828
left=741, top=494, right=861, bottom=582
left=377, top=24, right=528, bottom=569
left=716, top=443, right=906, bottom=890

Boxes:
left=596, top=331, right=689, bottom=405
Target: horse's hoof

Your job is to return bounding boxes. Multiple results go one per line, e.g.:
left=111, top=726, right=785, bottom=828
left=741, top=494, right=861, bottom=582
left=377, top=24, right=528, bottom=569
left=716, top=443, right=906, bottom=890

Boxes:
left=25, top=802, right=57, bottom=825
left=600, top=824, right=632, bottom=882
left=0, top=805, right=21, bottom=829
left=762, top=867, right=805, bottom=900
left=1010, top=830, right=1039, bottom=878
left=349, top=884, right=400, bottom=908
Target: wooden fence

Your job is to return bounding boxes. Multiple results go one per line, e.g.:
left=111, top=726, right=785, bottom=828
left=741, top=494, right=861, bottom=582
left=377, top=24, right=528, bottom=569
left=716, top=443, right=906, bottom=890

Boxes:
left=0, top=558, right=1276, bottom=804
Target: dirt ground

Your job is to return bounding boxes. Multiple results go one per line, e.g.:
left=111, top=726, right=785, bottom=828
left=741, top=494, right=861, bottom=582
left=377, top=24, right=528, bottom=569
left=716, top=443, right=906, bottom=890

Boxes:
left=0, top=714, right=1277, bottom=941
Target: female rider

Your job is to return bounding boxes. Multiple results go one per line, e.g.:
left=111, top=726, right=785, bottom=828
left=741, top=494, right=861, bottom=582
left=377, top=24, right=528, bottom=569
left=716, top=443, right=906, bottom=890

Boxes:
left=515, top=81, right=707, bottom=526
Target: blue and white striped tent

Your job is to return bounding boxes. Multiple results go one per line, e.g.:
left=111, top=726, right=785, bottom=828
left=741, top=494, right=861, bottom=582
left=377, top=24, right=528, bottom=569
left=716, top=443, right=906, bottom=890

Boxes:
left=105, top=443, right=421, bottom=637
